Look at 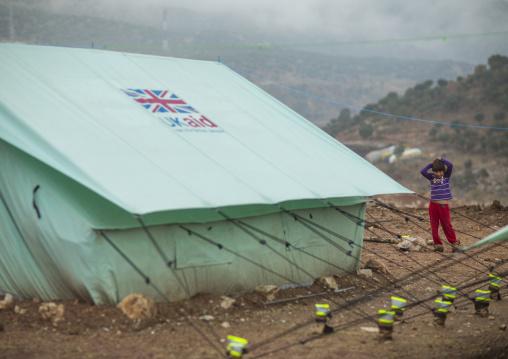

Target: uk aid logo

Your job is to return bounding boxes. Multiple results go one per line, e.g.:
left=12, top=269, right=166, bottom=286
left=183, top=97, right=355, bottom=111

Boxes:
left=121, top=89, right=223, bottom=133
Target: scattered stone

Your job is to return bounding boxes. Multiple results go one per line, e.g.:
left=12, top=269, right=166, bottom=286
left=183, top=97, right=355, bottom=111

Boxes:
left=0, top=293, right=14, bottom=310
left=13, top=305, right=27, bottom=315
left=255, top=285, right=279, bottom=302
left=499, top=324, right=507, bottom=331
left=360, top=327, right=379, bottom=333
left=117, top=293, right=157, bottom=320
left=316, top=276, right=339, bottom=291
left=220, top=296, right=235, bottom=310
left=365, top=258, right=389, bottom=274
left=199, top=315, right=215, bottom=321
left=488, top=316, right=495, bottom=320
left=356, top=269, right=373, bottom=278
left=39, top=302, right=65, bottom=326
left=397, top=236, right=428, bottom=252
left=221, top=321, right=231, bottom=328
left=312, top=321, right=333, bottom=335
left=475, top=306, right=489, bottom=318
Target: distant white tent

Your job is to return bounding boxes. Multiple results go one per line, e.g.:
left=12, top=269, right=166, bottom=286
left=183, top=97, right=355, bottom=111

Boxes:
left=0, top=43, right=412, bottom=304
left=365, top=145, right=423, bottom=164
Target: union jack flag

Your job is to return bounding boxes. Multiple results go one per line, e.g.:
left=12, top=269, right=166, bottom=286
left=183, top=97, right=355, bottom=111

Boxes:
left=122, top=89, right=198, bottom=114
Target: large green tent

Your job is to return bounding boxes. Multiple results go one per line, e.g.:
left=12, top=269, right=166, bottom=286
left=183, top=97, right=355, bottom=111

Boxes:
left=0, top=43, right=412, bottom=304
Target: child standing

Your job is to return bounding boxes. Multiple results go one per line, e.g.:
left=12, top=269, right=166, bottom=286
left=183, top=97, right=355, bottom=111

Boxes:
left=420, top=157, right=461, bottom=252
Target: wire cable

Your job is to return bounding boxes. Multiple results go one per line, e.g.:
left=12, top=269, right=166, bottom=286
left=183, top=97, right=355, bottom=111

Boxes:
left=221, top=62, right=508, bottom=131
left=179, top=222, right=384, bottom=351
left=99, top=230, right=227, bottom=358
left=368, top=198, right=496, bottom=272
left=135, top=217, right=225, bottom=347
left=215, top=209, right=317, bottom=282
left=291, top=206, right=473, bottom=304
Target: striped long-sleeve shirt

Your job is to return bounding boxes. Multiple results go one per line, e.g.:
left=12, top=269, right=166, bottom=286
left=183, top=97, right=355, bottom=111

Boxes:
left=420, top=158, right=453, bottom=201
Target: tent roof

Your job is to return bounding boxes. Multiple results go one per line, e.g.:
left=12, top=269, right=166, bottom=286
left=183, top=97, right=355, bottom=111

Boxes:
left=0, top=43, right=411, bottom=218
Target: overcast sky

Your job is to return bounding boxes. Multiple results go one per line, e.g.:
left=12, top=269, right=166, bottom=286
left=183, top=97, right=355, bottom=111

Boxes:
left=47, top=0, right=508, bottom=37
left=37, top=0, right=508, bottom=62
left=164, top=0, right=503, bottom=34
left=172, top=0, right=506, bottom=38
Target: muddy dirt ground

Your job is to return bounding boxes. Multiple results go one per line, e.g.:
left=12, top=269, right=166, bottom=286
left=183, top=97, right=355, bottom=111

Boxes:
left=1, top=196, right=508, bottom=359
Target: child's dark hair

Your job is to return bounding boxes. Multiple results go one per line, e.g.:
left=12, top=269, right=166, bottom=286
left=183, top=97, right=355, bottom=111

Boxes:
left=432, top=159, right=446, bottom=172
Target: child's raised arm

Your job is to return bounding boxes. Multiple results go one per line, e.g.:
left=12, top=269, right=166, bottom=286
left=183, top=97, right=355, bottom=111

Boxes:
left=440, top=158, right=453, bottom=176
left=420, top=162, right=433, bottom=180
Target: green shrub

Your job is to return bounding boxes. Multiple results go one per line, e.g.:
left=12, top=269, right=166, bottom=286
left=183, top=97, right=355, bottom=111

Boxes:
left=438, top=132, right=450, bottom=142
left=437, top=79, right=448, bottom=87
left=444, top=95, right=465, bottom=111
left=479, top=168, right=489, bottom=177
left=488, top=54, right=508, bottom=70
left=464, top=129, right=478, bottom=139
left=480, top=137, right=487, bottom=149
left=493, top=111, right=506, bottom=122
left=452, top=121, right=462, bottom=134
left=474, top=64, right=487, bottom=75
left=474, top=113, right=485, bottom=123
left=338, top=108, right=351, bottom=122
left=359, top=123, right=373, bottom=139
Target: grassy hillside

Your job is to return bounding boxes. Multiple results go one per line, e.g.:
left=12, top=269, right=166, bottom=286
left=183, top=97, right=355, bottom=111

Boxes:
left=325, top=55, right=508, bottom=205
left=220, top=50, right=473, bottom=126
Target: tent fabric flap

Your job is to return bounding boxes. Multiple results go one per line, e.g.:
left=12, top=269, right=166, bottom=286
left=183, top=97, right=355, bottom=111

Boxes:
left=463, top=225, right=508, bottom=251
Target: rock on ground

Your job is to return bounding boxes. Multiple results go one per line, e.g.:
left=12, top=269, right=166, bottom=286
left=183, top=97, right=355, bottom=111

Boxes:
left=39, top=302, right=64, bottom=326
left=117, top=294, right=157, bottom=320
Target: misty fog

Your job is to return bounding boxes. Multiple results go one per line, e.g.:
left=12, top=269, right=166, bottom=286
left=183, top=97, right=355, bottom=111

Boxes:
left=6, top=0, right=507, bottom=63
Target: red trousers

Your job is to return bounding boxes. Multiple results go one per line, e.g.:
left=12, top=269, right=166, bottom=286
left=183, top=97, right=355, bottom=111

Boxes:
left=429, top=202, right=458, bottom=245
